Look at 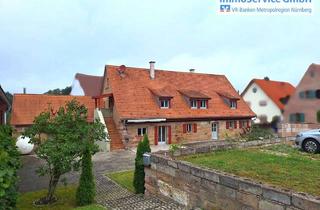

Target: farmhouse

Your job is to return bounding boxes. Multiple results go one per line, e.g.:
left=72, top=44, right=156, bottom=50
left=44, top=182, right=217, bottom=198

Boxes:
left=241, top=78, right=295, bottom=124
left=90, top=62, right=255, bottom=150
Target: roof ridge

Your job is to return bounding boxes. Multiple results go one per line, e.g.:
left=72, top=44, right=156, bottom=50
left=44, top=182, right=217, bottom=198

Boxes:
left=106, top=64, right=226, bottom=77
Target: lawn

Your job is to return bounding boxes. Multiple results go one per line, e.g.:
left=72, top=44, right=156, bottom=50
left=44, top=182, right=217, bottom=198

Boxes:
left=17, top=185, right=105, bottom=210
left=180, top=144, right=320, bottom=196
left=106, top=170, right=134, bottom=192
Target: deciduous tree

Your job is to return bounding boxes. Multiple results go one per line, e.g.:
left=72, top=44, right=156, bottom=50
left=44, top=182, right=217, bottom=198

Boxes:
left=24, top=99, right=105, bottom=205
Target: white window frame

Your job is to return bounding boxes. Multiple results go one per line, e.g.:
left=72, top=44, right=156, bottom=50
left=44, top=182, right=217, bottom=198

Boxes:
left=200, top=100, right=207, bottom=109
left=240, top=120, right=246, bottom=128
left=186, top=124, right=192, bottom=133
left=230, top=100, right=237, bottom=109
left=160, top=99, right=170, bottom=109
left=137, top=127, right=147, bottom=136
left=229, top=121, right=235, bottom=129
left=190, top=100, right=197, bottom=109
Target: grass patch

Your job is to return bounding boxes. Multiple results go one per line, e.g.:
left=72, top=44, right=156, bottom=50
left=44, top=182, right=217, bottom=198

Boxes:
left=180, top=144, right=320, bottom=196
left=106, top=170, right=134, bottom=192
left=17, top=185, right=105, bottom=210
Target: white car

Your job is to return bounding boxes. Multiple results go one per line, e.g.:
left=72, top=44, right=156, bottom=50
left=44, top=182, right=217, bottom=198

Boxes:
left=295, top=129, right=320, bottom=153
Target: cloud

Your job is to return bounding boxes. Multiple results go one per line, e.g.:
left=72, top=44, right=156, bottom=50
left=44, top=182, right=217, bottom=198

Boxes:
left=0, top=0, right=319, bottom=93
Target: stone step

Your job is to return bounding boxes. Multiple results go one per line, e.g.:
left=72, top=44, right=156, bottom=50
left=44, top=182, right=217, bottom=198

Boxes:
left=104, top=117, right=125, bottom=150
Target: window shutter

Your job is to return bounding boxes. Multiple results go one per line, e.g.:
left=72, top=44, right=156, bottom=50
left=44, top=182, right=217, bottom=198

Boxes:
left=193, top=123, right=197, bottom=133
left=197, top=100, right=201, bottom=108
left=154, top=126, right=158, bottom=145
left=168, top=126, right=172, bottom=144
left=168, top=100, right=171, bottom=108
left=239, top=121, right=242, bottom=129
left=183, top=124, right=187, bottom=133
left=247, top=120, right=250, bottom=128
left=234, top=121, right=237, bottom=129
left=206, top=100, right=209, bottom=109
left=226, top=121, right=229, bottom=129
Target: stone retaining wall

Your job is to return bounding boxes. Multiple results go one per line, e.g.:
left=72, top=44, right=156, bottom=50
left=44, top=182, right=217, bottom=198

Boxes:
left=278, top=123, right=319, bottom=138
left=144, top=140, right=320, bottom=210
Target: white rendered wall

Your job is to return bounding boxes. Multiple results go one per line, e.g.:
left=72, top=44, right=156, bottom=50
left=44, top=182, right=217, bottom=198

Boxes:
left=242, top=83, right=282, bottom=123
left=70, top=79, right=85, bottom=96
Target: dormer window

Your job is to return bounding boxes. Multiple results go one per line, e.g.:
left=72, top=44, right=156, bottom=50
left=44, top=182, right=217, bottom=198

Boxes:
left=190, top=100, right=197, bottom=109
left=230, top=100, right=237, bottom=109
left=160, top=99, right=170, bottom=109
left=200, top=100, right=207, bottom=109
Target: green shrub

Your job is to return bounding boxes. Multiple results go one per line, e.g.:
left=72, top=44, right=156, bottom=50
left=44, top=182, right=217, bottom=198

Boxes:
left=133, top=134, right=151, bottom=194
left=0, top=125, right=21, bottom=210
left=243, top=125, right=274, bottom=141
left=76, top=149, right=95, bottom=206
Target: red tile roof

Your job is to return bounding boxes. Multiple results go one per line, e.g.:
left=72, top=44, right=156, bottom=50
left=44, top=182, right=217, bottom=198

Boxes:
left=105, top=65, right=255, bottom=120
left=75, top=73, right=103, bottom=96
left=179, top=89, right=211, bottom=99
left=242, top=79, right=295, bottom=111
left=11, top=94, right=95, bottom=126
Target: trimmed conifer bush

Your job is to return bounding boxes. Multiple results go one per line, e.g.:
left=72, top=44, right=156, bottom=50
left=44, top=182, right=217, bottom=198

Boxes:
left=133, top=134, right=151, bottom=194
left=76, top=149, right=95, bottom=206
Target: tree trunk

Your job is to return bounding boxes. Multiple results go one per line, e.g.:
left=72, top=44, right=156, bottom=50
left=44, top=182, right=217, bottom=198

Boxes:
left=45, top=172, right=60, bottom=203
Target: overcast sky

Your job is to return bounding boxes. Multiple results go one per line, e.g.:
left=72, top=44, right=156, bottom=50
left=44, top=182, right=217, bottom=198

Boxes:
left=0, top=0, right=319, bottom=94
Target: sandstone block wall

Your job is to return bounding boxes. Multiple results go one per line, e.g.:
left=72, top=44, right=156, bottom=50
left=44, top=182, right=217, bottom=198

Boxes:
left=145, top=140, right=320, bottom=210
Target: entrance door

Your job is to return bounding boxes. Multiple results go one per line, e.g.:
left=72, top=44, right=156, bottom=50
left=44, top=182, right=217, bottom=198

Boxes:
left=211, top=122, right=219, bottom=140
left=158, top=126, right=167, bottom=144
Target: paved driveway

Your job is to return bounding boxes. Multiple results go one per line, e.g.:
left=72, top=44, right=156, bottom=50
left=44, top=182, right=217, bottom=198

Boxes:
left=18, top=150, right=135, bottom=193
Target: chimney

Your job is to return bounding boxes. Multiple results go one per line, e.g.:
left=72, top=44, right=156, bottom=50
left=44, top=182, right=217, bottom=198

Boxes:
left=23, top=87, right=26, bottom=94
left=189, top=68, right=195, bottom=73
left=149, top=61, right=155, bottom=79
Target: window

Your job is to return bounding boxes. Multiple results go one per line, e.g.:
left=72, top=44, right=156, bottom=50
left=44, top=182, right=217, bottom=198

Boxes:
left=226, top=121, right=237, bottom=129
left=259, top=100, right=267, bottom=106
left=305, top=90, right=315, bottom=99
left=230, top=100, right=237, bottom=109
left=137, top=128, right=147, bottom=136
left=183, top=123, right=197, bottom=133
left=190, top=100, right=197, bottom=109
left=239, top=120, right=247, bottom=128
left=289, top=113, right=305, bottom=123
left=186, top=124, right=192, bottom=133
left=160, top=99, right=170, bottom=108
left=252, top=87, right=257, bottom=93
left=316, top=90, right=320, bottom=99
left=200, top=100, right=207, bottom=109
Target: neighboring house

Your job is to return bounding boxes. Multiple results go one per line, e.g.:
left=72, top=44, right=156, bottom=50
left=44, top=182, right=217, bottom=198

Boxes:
left=241, top=78, right=295, bottom=124
left=0, top=85, right=10, bottom=125
left=95, top=62, right=255, bottom=149
left=70, top=73, right=103, bottom=96
left=11, top=94, right=95, bottom=132
left=283, top=63, right=320, bottom=124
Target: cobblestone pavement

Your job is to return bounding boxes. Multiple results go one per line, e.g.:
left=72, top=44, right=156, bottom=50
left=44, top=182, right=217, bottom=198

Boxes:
left=96, top=174, right=185, bottom=210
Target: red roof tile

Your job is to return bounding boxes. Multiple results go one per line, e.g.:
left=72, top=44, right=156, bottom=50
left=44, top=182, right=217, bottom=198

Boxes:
left=243, top=79, right=295, bottom=110
left=75, top=73, right=103, bottom=96
left=11, top=94, right=95, bottom=126
left=179, top=89, right=211, bottom=99
left=105, top=65, right=255, bottom=120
